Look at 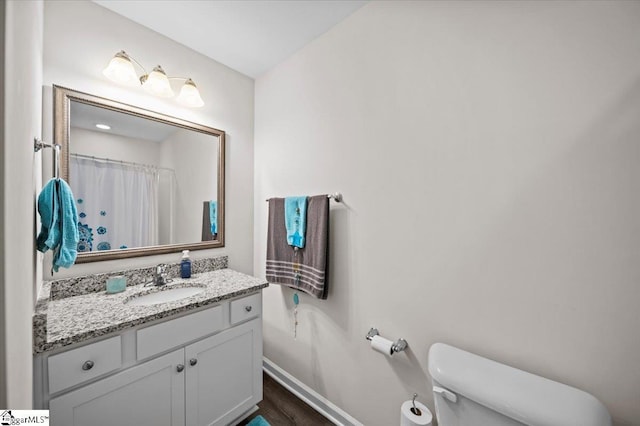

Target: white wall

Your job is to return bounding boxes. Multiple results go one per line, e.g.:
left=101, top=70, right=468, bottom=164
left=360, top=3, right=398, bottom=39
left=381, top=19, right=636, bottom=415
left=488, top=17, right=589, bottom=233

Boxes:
left=159, top=129, right=218, bottom=244
left=43, top=0, right=255, bottom=277
left=254, top=2, right=640, bottom=425
left=0, top=0, right=6, bottom=408
left=3, top=0, right=44, bottom=408
left=71, top=127, right=162, bottom=166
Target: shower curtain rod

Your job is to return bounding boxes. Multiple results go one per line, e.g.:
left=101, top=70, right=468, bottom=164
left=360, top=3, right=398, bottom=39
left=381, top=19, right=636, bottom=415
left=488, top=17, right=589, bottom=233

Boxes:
left=70, top=153, right=175, bottom=173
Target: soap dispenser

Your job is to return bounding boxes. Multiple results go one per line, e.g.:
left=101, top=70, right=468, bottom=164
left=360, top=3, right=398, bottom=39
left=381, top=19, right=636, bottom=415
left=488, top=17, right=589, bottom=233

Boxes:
left=180, top=250, right=192, bottom=278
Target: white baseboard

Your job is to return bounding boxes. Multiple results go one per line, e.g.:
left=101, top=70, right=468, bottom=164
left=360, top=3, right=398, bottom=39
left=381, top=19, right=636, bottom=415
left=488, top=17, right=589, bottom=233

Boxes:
left=262, top=357, right=363, bottom=426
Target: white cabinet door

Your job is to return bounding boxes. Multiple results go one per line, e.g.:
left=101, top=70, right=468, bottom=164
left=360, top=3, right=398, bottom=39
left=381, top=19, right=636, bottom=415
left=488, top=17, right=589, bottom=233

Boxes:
left=50, top=349, right=186, bottom=426
left=185, top=318, right=262, bottom=426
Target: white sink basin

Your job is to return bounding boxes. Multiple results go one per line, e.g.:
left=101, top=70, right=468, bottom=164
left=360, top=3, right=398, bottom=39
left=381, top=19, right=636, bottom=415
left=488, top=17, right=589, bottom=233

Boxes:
left=126, top=286, right=205, bottom=306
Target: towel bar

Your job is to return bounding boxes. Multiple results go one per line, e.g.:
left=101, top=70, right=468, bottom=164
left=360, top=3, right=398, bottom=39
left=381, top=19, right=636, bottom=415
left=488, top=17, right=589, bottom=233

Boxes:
left=34, top=137, right=61, bottom=179
left=266, top=192, right=342, bottom=202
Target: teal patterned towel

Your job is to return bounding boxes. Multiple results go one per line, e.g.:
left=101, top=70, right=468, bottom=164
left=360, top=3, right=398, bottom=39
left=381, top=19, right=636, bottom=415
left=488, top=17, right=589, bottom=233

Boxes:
left=209, top=200, right=217, bottom=234
left=36, top=178, right=79, bottom=272
left=284, top=196, right=308, bottom=248
left=247, top=415, right=270, bottom=426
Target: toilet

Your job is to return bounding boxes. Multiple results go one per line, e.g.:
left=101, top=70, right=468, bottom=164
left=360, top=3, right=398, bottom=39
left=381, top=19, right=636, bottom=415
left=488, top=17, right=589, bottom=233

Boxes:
left=428, top=343, right=611, bottom=426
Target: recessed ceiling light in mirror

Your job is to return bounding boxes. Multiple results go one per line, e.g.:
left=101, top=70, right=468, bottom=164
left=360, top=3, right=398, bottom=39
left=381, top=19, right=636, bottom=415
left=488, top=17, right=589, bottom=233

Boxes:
left=95, top=124, right=111, bottom=130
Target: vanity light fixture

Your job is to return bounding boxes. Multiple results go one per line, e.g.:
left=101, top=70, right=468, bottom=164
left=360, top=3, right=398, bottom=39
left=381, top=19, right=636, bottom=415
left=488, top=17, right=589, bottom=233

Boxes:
left=176, top=78, right=205, bottom=108
left=95, top=124, right=111, bottom=130
left=103, top=50, right=205, bottom=108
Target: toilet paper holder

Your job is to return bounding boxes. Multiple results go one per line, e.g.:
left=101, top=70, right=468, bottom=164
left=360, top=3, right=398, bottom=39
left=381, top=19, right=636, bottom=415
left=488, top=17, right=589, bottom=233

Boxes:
left=366, top=327, right=408, bottom=353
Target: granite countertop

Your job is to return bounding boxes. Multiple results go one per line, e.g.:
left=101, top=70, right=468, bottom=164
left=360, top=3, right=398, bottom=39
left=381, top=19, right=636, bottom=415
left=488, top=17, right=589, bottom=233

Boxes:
left=33, top=268, right=268, bottom=354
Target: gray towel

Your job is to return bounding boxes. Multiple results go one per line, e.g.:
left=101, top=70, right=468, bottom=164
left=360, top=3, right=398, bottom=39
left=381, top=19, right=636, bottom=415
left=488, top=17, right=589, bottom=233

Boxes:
left=201, top=201, right=217, bottom=241
left=266, top=195, right=329, bottom=299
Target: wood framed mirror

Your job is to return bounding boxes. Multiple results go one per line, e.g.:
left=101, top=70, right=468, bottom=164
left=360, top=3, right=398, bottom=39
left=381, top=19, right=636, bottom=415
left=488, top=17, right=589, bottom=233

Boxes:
left=53, top=85, right=225, bottom=263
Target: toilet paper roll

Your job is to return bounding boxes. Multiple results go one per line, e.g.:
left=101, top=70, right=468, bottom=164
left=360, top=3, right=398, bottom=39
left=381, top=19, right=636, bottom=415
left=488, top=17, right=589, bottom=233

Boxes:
left=401, top=400, right=432, bottom=426
left=371, top=335, right=394, bottom=355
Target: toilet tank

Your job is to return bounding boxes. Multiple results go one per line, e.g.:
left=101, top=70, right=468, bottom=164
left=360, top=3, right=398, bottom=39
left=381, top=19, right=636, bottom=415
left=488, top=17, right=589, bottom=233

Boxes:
left=428, top=343, right=611, bottom=426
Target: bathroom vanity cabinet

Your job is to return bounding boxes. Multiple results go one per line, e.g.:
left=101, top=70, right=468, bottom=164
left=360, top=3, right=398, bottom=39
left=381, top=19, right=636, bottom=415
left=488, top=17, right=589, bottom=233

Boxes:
left=34, top=292, right=263, bottom=426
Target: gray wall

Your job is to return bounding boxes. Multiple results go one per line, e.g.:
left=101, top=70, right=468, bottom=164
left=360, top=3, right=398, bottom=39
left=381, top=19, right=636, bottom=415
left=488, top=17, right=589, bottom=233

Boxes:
left=254, top=1, right=640, bottom=425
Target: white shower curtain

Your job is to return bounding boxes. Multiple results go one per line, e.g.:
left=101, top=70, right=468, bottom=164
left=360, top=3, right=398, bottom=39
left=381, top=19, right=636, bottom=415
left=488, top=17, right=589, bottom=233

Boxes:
left=71, top=156, right=159, bottom=252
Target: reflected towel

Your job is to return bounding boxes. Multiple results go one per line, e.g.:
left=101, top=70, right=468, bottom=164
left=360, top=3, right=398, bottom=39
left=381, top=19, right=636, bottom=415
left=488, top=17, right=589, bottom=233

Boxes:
left=266, top=195, right=329, bottom=299
left=36, top=178, right=80, bottom=272
left=284, top=196, right=307, bottom=248
left=201, top=201, right=217, bottom=241
left=209, top=200, right=217, bottom=234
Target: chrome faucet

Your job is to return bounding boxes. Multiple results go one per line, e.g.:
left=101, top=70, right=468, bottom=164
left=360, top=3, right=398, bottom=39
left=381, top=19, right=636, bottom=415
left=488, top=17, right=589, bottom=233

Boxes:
left=154, top=264, right=168, bottom=286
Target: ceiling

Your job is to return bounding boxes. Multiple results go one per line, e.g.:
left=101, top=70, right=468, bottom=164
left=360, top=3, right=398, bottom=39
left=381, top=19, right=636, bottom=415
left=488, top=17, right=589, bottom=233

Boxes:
left=93, top=0, right=367, bottom=78
left=71, top=101, right=177, bottom=142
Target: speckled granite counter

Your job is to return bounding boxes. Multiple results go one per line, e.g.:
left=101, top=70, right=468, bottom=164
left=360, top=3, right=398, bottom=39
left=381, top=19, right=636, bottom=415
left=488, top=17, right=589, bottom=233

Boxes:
left=34, top=268, right=268, bottom=354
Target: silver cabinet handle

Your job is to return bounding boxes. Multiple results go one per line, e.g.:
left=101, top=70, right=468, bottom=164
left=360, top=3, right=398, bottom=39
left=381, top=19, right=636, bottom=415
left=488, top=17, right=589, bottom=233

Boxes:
left=245, top=305, right=252, bottom=312
left=82, top=360, right=94, bottom=371
left=189, top=358, right=198, bottom=366
left=176, top=364, right=185, bottom=373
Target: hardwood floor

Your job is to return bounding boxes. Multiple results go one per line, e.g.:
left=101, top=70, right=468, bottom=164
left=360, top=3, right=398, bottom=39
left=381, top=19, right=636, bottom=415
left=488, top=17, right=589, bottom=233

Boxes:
left=238, top=372, right=334, bottom=426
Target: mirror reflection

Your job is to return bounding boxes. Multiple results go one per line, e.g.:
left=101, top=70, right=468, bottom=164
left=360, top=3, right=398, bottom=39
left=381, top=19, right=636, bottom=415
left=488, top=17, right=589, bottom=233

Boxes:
left=55, top=86, right=225, bottom=262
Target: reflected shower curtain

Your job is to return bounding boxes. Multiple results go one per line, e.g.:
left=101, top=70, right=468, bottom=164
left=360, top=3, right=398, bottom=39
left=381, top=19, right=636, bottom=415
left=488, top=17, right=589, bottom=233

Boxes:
left=71, top=156, right=159, bottom=252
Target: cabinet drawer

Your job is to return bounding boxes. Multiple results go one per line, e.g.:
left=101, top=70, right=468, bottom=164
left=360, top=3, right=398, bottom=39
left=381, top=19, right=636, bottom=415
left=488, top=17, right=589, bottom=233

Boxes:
left=48, top=336, right=122, bottom=394
left=230, top=293, right=261, bottom=325
left=137, top=305, right=223, bottom=360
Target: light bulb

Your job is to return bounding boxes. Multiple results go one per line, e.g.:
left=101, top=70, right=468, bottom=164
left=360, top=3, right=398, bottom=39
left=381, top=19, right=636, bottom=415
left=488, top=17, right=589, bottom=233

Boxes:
left=103, top=51, right=138, bottom=86
left=142, top=65, right=174, bottom=98
left=176, top=79, right=204, bottom=107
